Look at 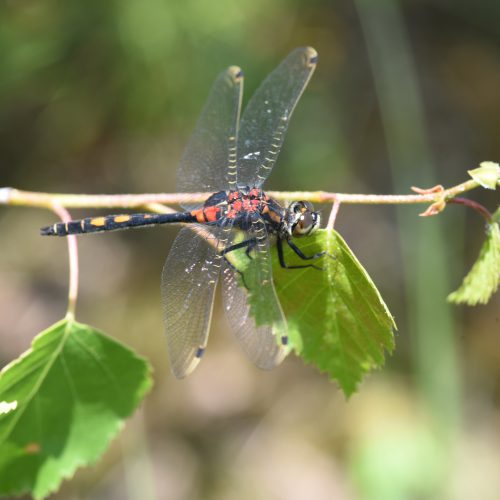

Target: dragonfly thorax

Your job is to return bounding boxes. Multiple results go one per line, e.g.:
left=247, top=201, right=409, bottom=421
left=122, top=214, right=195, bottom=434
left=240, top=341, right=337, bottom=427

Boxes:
left=226, top=189, right=322, bottom=241
left=208, top=190, right=321, bottom=240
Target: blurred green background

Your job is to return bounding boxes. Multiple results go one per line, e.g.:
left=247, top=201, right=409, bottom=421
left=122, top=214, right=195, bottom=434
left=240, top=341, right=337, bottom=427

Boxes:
left=1, top=1, right=499, bottom=499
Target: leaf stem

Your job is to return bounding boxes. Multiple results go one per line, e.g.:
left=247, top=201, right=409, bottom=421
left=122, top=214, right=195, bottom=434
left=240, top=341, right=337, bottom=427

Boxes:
left=326, top=197, right=341, bottom=230
left=447, top=197, right=493, bottom=222
left=50, top=204, right=79, bottom=318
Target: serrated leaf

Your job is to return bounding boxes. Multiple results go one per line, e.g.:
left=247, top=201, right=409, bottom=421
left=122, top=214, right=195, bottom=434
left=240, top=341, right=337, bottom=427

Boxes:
left=234, top=230, right=396, bottom=396
left=0, top=318, right=152, bottom=499
left=468, top=161, right=500, bottom=190
left=448, top=221, right=500, bottom=305
left=492, top=207, right=500, bottom=224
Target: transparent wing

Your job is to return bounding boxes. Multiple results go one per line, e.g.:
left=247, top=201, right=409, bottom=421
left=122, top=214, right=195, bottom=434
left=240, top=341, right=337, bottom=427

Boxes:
left=176, top=66, right=243, bottom=210
left=162, top=226, right=224, bottom=378
left=221, top=217, right=288, bottom=369
left=237, top=47, right=318, bottom=188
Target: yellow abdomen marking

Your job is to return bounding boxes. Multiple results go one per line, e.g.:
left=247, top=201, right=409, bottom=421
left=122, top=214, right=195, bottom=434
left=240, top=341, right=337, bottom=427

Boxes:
left=114, top=215, right=131, bottom=223
left=90, top=217, right=106, bottom=227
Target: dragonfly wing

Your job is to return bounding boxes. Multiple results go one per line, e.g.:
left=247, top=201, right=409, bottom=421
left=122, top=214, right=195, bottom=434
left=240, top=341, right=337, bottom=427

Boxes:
left=176, top=66, right=243, bottom=209
left=237, top=47, right=317, bottom=188
left=221, top=218, right=288, bottom=369
left=162, top=226, right=223, bottom=378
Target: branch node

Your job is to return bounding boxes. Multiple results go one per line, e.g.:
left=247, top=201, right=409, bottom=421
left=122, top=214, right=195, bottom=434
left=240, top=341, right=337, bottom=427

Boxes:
left=411, top=184, right=444, bottom=195
left=411, top=184, right=446, bottom=217
left=419, top=199, right=446, bottom=217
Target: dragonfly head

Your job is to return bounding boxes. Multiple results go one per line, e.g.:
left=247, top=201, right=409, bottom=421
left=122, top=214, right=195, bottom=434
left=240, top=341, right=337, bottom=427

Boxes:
left=286, top=201, right=321, bottom=238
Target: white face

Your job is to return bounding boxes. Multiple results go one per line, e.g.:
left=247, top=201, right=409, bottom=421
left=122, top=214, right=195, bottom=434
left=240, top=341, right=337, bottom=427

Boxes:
left=289, top=201, right=321, bottom=237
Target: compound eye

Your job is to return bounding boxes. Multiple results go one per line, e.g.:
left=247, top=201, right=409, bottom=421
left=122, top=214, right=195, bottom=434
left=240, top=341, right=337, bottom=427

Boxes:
left=293, top=211, right=317, bottom=235
left=292, top=200, right=313, bottom=213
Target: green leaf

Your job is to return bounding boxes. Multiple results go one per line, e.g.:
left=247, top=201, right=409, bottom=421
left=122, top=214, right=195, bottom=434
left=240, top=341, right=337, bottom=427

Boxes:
left=236, top=230, right=396, bottom=396
left=0, top=318, right=152, bottom=499
left=468, top=161, right=500, bottom=190
left=242, top=243, right=288, bottom=339
left=448, top=220, right=500, bottom=305
left=492, top=207, right=500, bottom=224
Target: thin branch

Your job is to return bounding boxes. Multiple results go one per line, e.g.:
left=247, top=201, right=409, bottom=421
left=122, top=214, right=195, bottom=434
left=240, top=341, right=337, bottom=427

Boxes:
left=51, top=204, right=79, bottom=318
left=0, top=178, right=482, bottom=211
left=5, top=189, right=211, bottom=210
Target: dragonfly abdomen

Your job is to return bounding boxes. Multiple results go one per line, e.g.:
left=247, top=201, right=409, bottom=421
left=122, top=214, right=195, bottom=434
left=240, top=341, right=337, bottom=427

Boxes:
left=41, top=212, right=197, bottom=236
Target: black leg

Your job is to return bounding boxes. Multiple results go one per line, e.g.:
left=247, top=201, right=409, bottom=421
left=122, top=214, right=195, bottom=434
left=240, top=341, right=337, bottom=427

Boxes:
left=287, top=239, right=333, bottom=261
left=278, top=238, right=334, bottom=271
left=221, top=238, right=257, bottom=257
left=221, top=238, right=257, bottom=289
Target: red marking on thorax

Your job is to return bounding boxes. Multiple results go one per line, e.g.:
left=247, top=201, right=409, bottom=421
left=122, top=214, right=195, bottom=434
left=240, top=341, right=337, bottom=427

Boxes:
left=224, top=190, right=271, bottom=219
left=248, top=188, right=263, bottom=198
left=203, top=205, right=221, bottom=222
left=228, top=191, right=241, bottom=202
left=232, top=200, right=243, bottom=211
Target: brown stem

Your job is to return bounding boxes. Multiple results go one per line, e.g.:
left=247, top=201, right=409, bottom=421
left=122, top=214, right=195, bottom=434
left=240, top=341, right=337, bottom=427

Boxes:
left=448, top=197, right=492, bottom=222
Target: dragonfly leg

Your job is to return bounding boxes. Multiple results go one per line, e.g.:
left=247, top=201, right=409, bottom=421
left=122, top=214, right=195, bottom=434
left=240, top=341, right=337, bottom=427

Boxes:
left=221, top=238, right=257, bottom=289
left=278, top=238, right=334, bottom=270
left=221, top=238, right=257, bottom=257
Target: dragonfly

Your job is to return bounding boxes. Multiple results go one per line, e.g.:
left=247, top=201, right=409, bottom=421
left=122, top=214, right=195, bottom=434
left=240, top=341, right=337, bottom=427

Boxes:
left=41, top=47, right=326, bottom=378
